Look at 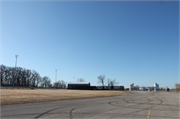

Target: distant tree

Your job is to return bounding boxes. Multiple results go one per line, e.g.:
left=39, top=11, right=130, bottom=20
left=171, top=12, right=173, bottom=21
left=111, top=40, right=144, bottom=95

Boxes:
left=48, top=84, right=52, bottom=88
left=160, top=87, right=165, bottom=91
left=47, top=79, right=52, bottom=88
left=109, top=79, right=119, bottom=86
left=77, top=78, right=85, bottom=82
left=134, top=85, right=139, bottom=90
left=53, top=82, right=59, bottom=88
left=58, top=80, right=67, bottom=89
left=106, top=78, right=119, bottom=87
left=31, top=70, right=41, bottom=87
left=107, top=78, right=111, bottom=86
left=175, top=83, right=180, bottom=92
left=0, top=65, right=6, bottom=85
left=97, top=75, right=106, bottom=89
left=134, top=85, right=139, bottom=88
left=40, top=76, right=52, bottom=88
left=53, top=80, right=67, bottom=89
left=0, top=64, right=53, bottom=88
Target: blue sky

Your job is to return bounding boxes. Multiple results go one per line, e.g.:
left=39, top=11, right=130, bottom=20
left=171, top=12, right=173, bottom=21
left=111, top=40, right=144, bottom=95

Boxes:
left=1, top=1, right=179, bottom=88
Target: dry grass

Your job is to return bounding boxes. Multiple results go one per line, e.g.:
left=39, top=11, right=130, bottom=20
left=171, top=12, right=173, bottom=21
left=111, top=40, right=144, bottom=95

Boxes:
left=0, top=89, right=131, bottom=105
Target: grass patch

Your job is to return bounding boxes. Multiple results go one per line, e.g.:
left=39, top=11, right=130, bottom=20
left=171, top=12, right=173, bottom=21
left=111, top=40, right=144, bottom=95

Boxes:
left=0, top=89, right=131, bottom=105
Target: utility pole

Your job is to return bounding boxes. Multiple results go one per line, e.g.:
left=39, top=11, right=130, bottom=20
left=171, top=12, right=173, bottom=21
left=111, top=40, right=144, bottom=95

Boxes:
left=55, top=69, right=57, bottom=88
left=55, top=69, right=57, bottom=82
left=14, top=55, right=18, bottom=88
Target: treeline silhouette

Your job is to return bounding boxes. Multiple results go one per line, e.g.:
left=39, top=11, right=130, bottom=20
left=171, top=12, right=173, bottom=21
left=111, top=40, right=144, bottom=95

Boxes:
left=0, top=64, right=67, bottom=88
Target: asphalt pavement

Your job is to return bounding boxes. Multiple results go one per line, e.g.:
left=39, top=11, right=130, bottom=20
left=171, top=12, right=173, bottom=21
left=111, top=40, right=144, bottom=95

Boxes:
left=1, top=91, right=180, bottom=119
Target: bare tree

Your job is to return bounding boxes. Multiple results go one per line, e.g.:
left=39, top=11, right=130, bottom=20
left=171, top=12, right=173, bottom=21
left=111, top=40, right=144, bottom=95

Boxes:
left=47, top=79, right=52, bottom=88
left=53, top=82, right=59, bottom=88
left=40, top=76, right=52, bottom=88
left=134, top=85, right=139, bottom=90
left=53, top=80, right=67, bottom=89
left=77, top=78, right=85, bottom=82
left=1, top=65, right=53, bottom=88
left=97, top=75, right=106, bottom=89
left=58, top=80, right=67, bottom=89
left=175, top=83, right=180, bottom=92
left=0, top=65, right=6, bottom=85
left=109, top=79, right=119, bottom=86
left=107, top=78, right=111, bottom=86
left=26, top=69, right=32, bottom=87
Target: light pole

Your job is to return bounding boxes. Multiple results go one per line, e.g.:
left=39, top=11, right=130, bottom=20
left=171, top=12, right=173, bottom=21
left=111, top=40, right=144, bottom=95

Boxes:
left=14, top=55, right=18, bottom=88
left=55, top=69, right=57, bottom=88
left=73, top=76, right=75, bottom=82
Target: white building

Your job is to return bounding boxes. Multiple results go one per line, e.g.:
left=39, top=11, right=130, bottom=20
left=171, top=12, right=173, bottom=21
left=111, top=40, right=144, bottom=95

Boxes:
left=129, top=83, right=134, bottom=91
left=154, top=83, right=159, bottom=91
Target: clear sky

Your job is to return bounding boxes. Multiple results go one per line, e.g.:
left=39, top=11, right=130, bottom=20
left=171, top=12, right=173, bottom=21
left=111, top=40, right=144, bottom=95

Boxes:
left=1, top=1, right=179, bottom=89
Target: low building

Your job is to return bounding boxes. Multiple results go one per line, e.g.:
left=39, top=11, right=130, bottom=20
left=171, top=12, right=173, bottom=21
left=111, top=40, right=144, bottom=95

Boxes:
left=154, top=83, right=159, bottom=91
left=148, top=87, right=152, bottom=91
left=129, top=83, right=134, bottom=91
left=142, top=87, right=146, bottom=91
left=68, top=82, right=90, bottom=89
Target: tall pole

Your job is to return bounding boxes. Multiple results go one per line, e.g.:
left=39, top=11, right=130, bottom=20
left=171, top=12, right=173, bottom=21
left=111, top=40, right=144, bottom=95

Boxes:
left=14, top=55, right=18, bottom=88
left=55, top=69, right=57, bottom=88
left=55, top=69, right=57, bottom=82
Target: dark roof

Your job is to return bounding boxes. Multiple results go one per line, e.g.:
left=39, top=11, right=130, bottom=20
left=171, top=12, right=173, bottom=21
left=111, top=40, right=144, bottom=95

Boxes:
left=68, top=82, right=90, bottom=84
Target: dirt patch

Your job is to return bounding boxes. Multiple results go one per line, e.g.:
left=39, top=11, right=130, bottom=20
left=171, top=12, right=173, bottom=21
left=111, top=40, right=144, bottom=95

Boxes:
left=0, top=89, right=131, bottom=105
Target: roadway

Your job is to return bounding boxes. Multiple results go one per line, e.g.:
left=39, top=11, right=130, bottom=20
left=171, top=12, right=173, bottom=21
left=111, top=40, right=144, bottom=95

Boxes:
left=1, top=91, right=180, bottom=119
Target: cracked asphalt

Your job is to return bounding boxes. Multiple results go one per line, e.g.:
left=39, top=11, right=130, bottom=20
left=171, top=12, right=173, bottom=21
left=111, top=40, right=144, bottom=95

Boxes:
left=1, top=91, right=180, bottom=119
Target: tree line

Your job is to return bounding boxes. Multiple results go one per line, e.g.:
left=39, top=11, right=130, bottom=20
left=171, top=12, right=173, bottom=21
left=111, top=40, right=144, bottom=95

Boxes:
left=0, top=64, right=67, bottom=88
left=0, top=65, right=119, bottom=89
left=97, top=75, right=119, bottom=89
